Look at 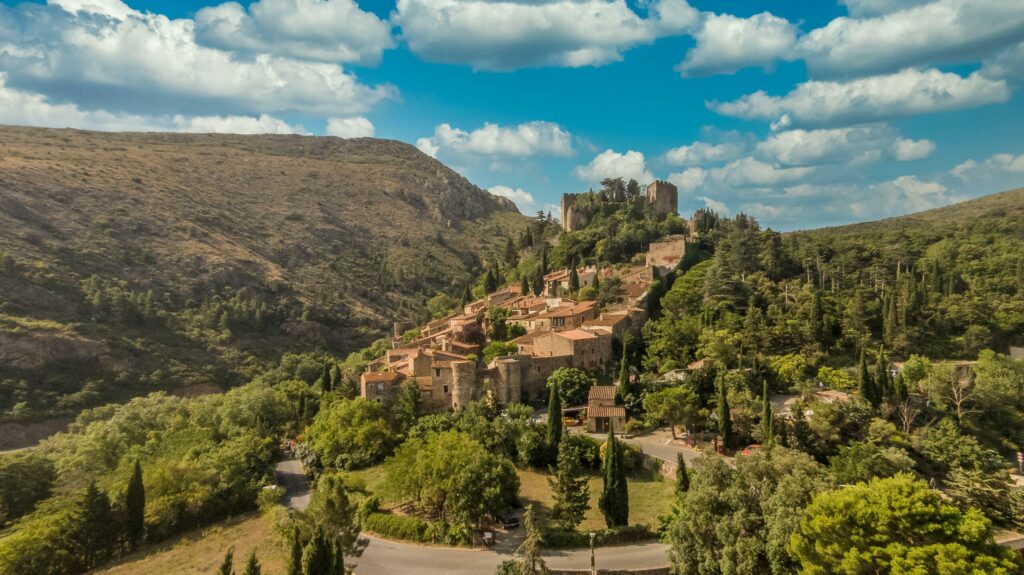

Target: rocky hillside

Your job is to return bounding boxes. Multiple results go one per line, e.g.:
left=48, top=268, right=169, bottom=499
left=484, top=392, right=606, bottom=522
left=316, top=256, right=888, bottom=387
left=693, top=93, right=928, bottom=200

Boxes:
left=0, top=126, right=527, bottom=421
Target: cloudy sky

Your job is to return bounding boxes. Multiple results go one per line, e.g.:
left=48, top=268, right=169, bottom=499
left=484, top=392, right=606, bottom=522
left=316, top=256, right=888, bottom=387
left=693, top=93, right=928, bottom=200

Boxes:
left=1, top=0, right=1022, bottom=229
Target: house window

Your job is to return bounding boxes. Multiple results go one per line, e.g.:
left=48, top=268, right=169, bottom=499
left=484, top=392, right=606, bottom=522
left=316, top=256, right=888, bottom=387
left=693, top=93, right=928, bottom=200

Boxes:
left=376, top=383, right=384, bottom=394
left=443, top=385, right=449, bottom=394
left=434, top=368, right=442, bottom=378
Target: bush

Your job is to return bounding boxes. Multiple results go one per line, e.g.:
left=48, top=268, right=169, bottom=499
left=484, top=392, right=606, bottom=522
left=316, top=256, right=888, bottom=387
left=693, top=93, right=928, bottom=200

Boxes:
left=363, top=513, right=429, bottom=542
left=624, top=418, right=651, bottom=436
left=542, top=524, right=656, bottom=548
left=599, top=439, right=644, bottom=474
left=257, top=485, right=285, bottom=513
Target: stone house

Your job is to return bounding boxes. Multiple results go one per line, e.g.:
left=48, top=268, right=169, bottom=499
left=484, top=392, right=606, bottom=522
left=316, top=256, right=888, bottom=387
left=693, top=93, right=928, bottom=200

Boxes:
left=532, top=329, right=612, bottom=371
left=587, top=385, right=625, bottom=433
left=646, top=235, right=686, bottom=271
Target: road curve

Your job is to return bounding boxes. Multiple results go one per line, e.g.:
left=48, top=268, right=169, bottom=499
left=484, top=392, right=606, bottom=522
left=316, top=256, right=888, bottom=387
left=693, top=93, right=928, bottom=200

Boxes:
left=355, top=535, right=669, bottom=575
left=275, top=456, right=311, bottom=511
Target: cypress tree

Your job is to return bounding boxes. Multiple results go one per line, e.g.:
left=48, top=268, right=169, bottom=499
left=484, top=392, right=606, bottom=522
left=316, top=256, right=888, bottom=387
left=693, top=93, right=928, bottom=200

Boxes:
left=593, top=270, right=601, bottom=292
left=875, top=347, right=892, bottom=403
left=319, top=360, right=332, bottom=393
left=330, top=363, right=342, bottom=393
left=243, top=551, right=261, bottom=575
left=618, top=340, right=629, bottom=386
left=484, top=268, right=498, bottom=293
left=568, top=266, right=579, bottom=293
left=717, top=376, right=732, bottom=449
left=598, top=425, right=629, bottom=527
left=218, top=548, right=234, bottom=575
left=303, top=527, right=333, bottom=575
left=125, top=458, right=145, bottom=549
left=524, top=225, right=534, bottom=248
left=546, top=381, right=563, bottom=455
left=330, top=540, right=345, bottom=575
left=893, top=372, right=908, bottom=403
left=761, top=379, right=774, bottom=445
left=287, top=527, right=303, bottom=575
left=858, top=349, right=878, bottom=408
left=520, top=275, right=529, bottom=296
left=675, top=452, right=689, bottom=494
left=541, top=245, right=549, bottom=276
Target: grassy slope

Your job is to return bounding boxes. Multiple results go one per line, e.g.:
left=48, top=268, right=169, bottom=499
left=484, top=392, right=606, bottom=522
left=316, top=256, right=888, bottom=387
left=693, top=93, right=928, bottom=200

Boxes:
left=0, top=126, right=529, bottom=418
left=96, top=513, right=285, bottom=575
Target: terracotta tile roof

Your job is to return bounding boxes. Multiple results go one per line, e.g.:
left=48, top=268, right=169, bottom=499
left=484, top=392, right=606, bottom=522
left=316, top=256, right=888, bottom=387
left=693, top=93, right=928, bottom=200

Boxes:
left=588, top=386, right=617, bottom=401
left=588, top=405, right=626, bottom=418
left=362, top=371, right=401, bottom=383
left=583, top=315, right=627, bottom=327
left=414, top=376, right=433, bottom=391
left=544, top=269, right=571, bottom=282
left=512, top=330, right=551, bottom=344
left=558, top=329, right=599, bottom=341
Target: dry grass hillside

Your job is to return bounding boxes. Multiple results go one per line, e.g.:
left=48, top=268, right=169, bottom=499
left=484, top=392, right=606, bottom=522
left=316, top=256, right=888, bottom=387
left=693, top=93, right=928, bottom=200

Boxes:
left=0, top=125, right=528, bottom=424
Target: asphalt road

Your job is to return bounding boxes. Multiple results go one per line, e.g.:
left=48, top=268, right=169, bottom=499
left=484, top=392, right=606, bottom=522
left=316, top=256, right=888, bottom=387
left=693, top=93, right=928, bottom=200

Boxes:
left=356, top=535, right=669, bottom=575
left=275, top=456, right=311, bottom=511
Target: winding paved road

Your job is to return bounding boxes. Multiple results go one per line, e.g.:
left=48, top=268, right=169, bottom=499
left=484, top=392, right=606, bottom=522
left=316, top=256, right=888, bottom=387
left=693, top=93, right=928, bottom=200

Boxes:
left=357, top=535, right=668, bottom=575
left=275, top=455, right=670, bottom=574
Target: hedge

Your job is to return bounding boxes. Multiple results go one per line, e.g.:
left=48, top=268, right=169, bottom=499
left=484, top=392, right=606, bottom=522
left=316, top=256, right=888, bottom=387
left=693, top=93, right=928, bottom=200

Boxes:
left=363, top=513, right=429, bottom=542
left=541, top=524, right=656, bottom=549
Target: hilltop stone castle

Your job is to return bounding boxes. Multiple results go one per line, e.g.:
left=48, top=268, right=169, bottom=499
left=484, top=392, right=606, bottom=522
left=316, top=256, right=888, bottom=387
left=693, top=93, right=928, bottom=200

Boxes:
left=561, top=180, right=678, bottom=232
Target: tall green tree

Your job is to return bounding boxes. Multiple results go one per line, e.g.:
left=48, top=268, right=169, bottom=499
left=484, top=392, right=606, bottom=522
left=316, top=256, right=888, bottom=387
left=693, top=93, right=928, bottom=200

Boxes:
left=517, top=505, right=548, bottom=575
left=717, top=376, right=733, bottom=449
left=218, top=548, right=234, bottom=575
left=858, top=349, right=878, bottom=409
left=242, top=551, right=261, bottom=575
left=125, top=458, right=145, bottom=549
left=546, top=381, right=563, bottom=456
left=548, top=440, right=589, bottom=529
left=70, top=482, right=118, bottom=571
left=319, top=360, right=332, bottom=393
left=302, top=527, right=334, bottom=575
left=287, top=527, right=303, bottom=575
left=520, top=275, right=529, bottom=296
left=675, top=452, right=689, bottom=494
left=875, top=347, right=892, bottom=403
left=598, top=426, right=629, bottom=527
left=568, top=267, right=579, bottom=293
left=762, top=379, right=774, bottom=445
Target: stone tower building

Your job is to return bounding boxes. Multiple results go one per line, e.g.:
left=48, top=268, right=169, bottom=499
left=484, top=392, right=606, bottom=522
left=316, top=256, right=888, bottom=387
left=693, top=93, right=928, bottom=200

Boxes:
left=646, top=180, right=678, bottom=215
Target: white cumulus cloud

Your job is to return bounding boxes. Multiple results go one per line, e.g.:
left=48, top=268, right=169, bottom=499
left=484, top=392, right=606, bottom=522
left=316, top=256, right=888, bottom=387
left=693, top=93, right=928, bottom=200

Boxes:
left=573, top=149, right=654, bottom=184
left=710, top=68, right=1009, bottom=128
left=0, top=1, right=395, bottom=119
left=756, top=125, right=934, bottom=166
left=326, top=116, right=375, bottom=138
left=798, top=0, right=1024, bottom=78
left=392, top=0, right=699, bottom=71
left=417, top=121, right=574, bottom=158
left=0, top=73, right=306, bottom=134
left=488, top=185, right=537, bottom=212
left=677, top=12, right=798, bottom=77
left=194, top=0, right=394, bottom=65
left=664, top=141, right=744, bottom=166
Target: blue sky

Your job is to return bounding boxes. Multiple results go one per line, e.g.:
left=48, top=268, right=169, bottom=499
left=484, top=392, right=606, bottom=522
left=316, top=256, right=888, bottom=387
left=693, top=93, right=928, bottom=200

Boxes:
left=1, top=0, right=1022, bottom=229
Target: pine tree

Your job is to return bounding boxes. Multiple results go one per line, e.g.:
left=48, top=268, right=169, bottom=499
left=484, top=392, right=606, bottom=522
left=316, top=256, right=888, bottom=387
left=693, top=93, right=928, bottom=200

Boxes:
left=717, top=376, right=732, bottom=449
left=243, top=551, right=261, bottom=575
left=125, top=458, right=146, bottom=549
left=599, top=426, right=629, bottom=527
left=218, top=548, right=234, bottom=575
left=549, top=440, right=589, bottom=529
left=546, top=381, right=562, bottom=455
left=858, top=349, right=878, bottom=408
left=675, top=452, right=689, bottom=494
left=287, top=527, right=303, bottom=575
left=72, top=482, right=118, bottom=570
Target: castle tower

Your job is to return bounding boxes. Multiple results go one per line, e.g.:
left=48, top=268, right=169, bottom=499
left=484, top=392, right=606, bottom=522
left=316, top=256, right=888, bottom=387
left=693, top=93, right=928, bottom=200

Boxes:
left=450, top=360, right=476, bottom=410
left=560, top=193, right=576, bottom=232
left=494, top=357, right=523, bottom=405
left=646, top=181, right=678, bottom=215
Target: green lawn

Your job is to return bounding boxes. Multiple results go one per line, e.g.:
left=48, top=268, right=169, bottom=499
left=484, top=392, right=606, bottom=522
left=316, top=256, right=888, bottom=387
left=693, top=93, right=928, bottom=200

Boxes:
left=517, top=469, right=674, bottom=532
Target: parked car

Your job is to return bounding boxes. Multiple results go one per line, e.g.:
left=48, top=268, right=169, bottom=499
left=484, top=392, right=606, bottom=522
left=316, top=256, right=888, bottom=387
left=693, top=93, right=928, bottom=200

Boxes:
left=500, top=512, right=520, bottom=529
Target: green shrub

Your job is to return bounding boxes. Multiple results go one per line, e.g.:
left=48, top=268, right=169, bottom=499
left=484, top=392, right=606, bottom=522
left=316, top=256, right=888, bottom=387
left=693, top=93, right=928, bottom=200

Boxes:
left=541, top=524, right=656, bottom=548
left=363, top=513, right=429, bottom=542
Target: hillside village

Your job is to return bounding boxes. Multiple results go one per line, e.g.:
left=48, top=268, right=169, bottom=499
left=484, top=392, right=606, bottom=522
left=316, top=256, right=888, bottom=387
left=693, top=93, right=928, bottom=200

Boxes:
left=360, top=181, right=689, bottom=434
